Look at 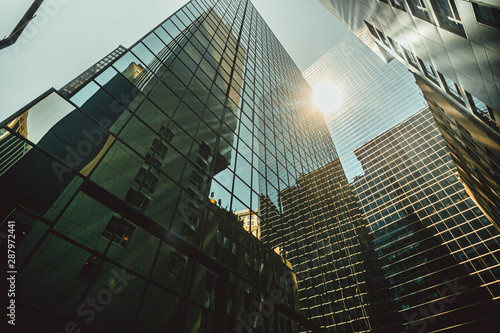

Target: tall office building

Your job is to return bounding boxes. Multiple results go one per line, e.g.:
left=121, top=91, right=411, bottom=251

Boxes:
left=351, top=108, right=500, bottom=332
left=417, top=75, right=500, bottom=227
left=318, top=0, right=500, bottom=229
left=262, top=157, right=400, bottom=332
left=296, top=34, right=426, bottom=331
left=303, top=22, right=500, bottom=331
left=0, top=0, right=350, bottom=331
left=304, top=33, right=426, bottom=180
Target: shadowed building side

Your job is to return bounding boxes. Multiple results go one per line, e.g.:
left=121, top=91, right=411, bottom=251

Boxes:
left=0, top=2, right=323, bottom=332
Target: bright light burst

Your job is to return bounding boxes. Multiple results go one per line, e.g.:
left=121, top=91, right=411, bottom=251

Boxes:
left=313, top=81, right=343, bottom=113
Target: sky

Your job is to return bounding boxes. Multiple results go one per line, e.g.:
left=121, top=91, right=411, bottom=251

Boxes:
left=0, top=0, right=350, bottom=122
left=304, top=34, right=428, bottom=181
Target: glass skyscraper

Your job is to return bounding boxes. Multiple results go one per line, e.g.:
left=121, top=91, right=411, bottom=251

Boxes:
left=351, top=108, right=500, bottom=331
left=416, top=75, right=500, bottom=228
left=262, top=158, right=398, bottom=332
left=2, top=1, right=500, bottom=332
left=317, top=0, right=500, bottom=230
left=317, top=0, right=499, bottom=118
left=302, top=29, right=500, bottom=332
left=303, top=33, right=426, bottom=180
left=0, top=0, right=343, bottom=331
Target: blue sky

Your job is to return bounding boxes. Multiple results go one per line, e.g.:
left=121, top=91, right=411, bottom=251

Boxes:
left=0, top=0, right=349, bottom=121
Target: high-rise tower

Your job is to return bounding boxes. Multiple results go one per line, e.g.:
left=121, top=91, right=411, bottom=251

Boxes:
left=304, top=33, right=427, bottom=180
left=351, top=108, right=500, bottom=332
left=0, top=1, right=345, bottom=331
left=303, top=27, right=500, bottom=331
left=318, top=0, right=500, bottom=229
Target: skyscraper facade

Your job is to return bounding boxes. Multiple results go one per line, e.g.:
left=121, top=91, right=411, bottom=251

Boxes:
left=318, top=0, right=500, bottom=229
left=304, top=33, right=426, bottom=180
left=262, top=158, right=400, bottom=332
left=351, top=107, right=500, bottom=332
left=416, top=74, right=500, bottom=228
left=318, top=0, right=499, bottom=115
left=0, top=0, right=347, bottom=331
left=303, top=20, right=500, bottom=331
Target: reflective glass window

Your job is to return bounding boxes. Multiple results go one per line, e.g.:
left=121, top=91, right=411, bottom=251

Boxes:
left=430, top=0, right=466, bottom=36
left=407, top=0, right=432, bottom=21
left=472, top=2, right=500, bottom=29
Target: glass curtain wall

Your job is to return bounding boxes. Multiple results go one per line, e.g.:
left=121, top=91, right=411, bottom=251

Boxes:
left=0, top=0, right=341, bottom=332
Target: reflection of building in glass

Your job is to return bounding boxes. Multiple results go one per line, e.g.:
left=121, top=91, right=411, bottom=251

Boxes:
left=235, top=208, right=260, bottom=238
left=0, top=2, right=325, bottom=332
left=351, top=108, right=500, bottom=332
left=0, top=112, right=30, bottom=175
left=304, top=33, right=426, bottom=180
left=318, top=0, right=500, bottom=230
left=262, top=158, right=399, bottom=332
left=318, top=0, right=499, bottom=116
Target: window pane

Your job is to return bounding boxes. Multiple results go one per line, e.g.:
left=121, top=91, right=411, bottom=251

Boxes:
left=407, top=0, right=431, bottom=21
left=431, top=0, right=466, bottom=36
left=365, top=21, right=379, bottom=40
left=390, top=0, right=406, bottom=11
left=402, top=47, right=419, bottom=68
left=388, top=37, right=403, bottom=57
left=439, top=73, right=465, bottom=104
left=418, top=58, right=439, bottom=82
left=473, top=2, right=500, bottom=29
left=466, top=92, right=498, bottom=130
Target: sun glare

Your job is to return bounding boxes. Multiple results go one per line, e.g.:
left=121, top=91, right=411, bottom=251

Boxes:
left=313, top=81, right=343, bottom=113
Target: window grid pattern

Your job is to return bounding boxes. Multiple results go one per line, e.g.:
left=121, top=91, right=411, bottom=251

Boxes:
left=317, top=0, right=499, bottom=138
left=472, top=2, right=500, bottom=30
left=302, top=33, right=429, bottom=331
left=304, top=33, right=426, bottom=181
left=0, top=0, right=346, bottom=332
left=352, top=108, right=500, bottom=331
left=367, top=22, right=498, bottom=130
left=429, top=99, right=500, bottom=228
